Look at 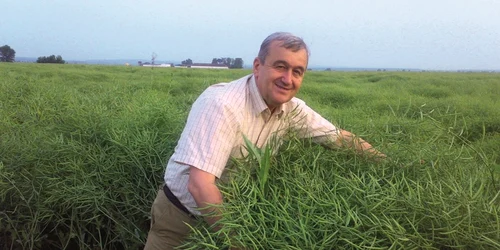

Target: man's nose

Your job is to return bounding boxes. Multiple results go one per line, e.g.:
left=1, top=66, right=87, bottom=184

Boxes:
left=281, top=70, right=293, bottom=85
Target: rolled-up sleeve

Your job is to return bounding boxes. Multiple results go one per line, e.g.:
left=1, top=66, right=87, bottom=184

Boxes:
left=291, top=100, right=340, bottom=146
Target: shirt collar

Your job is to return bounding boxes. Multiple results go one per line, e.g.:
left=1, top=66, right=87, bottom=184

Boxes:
left=248, top=75, right=285, bottom=118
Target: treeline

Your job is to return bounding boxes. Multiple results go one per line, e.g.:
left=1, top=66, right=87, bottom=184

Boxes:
left=37, top=55, right=65, bottom=64
left=211, top=57, right=244, bottom=68
left=1, top=44, right=68, bottom=64
left=181, top=57, right=244, bottom=68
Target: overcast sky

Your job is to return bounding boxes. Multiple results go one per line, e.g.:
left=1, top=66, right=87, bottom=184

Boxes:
left=3, top=0, right=499, bottom=70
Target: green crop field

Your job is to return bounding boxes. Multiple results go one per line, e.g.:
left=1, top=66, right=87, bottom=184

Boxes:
left=1, top=63, right=499, bottom=249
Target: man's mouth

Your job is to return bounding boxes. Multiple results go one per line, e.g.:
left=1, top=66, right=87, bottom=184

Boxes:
left=275, top=82, right=292, bottom=91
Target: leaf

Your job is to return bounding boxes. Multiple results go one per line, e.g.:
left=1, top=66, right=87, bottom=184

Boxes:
left=243, top=135, right=261, bottom=164
left=259, top=144, right=272, bottom=193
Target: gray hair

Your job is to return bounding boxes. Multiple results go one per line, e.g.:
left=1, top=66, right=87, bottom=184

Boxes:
left=258, top=32, right=310, bottom=64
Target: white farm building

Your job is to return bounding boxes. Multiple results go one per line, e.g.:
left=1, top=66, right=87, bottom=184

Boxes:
left=142, top=63, right=172, bottom=67
left=177, top=63, right=229, bottom=69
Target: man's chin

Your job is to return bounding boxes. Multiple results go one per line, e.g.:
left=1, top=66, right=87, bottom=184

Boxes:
left=271, top=96, right=292, bottom=106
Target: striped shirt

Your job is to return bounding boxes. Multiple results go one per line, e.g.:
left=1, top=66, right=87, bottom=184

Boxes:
left=164, top=74, right=339, bottom=215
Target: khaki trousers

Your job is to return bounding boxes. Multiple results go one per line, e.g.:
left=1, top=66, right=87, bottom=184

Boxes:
left=144, top=187, right=199, bottom=250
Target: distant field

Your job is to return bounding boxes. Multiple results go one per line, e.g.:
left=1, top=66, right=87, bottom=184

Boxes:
left=1, top=63, right=499, bottom=249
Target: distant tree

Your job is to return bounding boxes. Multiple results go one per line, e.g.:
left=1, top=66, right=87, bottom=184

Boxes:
left=223, top=57, right=234, bottom=67
left=37, top=55, right=65, bottom=64
left=55, top=55, right=64, bottom=63
left=211, top=58, right=218, bottom=64
left=0, top=45, right=16, bottom=62
left=182, top=58, right=193, bottom=65
left=138, top=61, right=143, bottom=66
left=232, top=58, right=244, bottom=69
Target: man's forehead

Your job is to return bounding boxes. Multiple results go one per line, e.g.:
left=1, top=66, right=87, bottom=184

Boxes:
left=268, top=43, right=308, bottom=64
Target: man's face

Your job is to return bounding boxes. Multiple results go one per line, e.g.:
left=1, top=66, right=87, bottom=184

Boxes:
left=253, top=41, right=308, bottom=110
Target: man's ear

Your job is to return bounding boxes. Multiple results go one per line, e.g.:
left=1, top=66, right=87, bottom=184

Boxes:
left=253, top=57, right=261, bottom=76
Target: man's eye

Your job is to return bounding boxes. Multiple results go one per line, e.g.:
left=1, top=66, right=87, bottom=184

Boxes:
left=274, top=65, right=286, bottom=71
left=293, top=70, right=303, bottom=77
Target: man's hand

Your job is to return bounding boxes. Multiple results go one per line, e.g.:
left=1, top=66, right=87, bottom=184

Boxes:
left=371, top=151, right=388, bottom=163
left=336, top=129, right=386, bottom=162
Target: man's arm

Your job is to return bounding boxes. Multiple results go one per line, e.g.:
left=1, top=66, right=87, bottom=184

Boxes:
left=335, top=129, right=386, bottom=161
left=289, top=101, right=385, bottom=161
left=188, top=166, right=223, bottom=231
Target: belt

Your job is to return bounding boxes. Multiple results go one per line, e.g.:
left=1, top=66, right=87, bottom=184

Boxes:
left=163, top=184, right=197, bottom=219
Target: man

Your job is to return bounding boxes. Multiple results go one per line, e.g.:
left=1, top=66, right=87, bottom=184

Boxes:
left=144, top=32, right=385, bottom=249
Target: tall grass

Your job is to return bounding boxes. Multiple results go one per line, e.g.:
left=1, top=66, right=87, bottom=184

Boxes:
left=1, top=63, right=499, bottom=249
left=183, top=104, right=499, bottom=249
